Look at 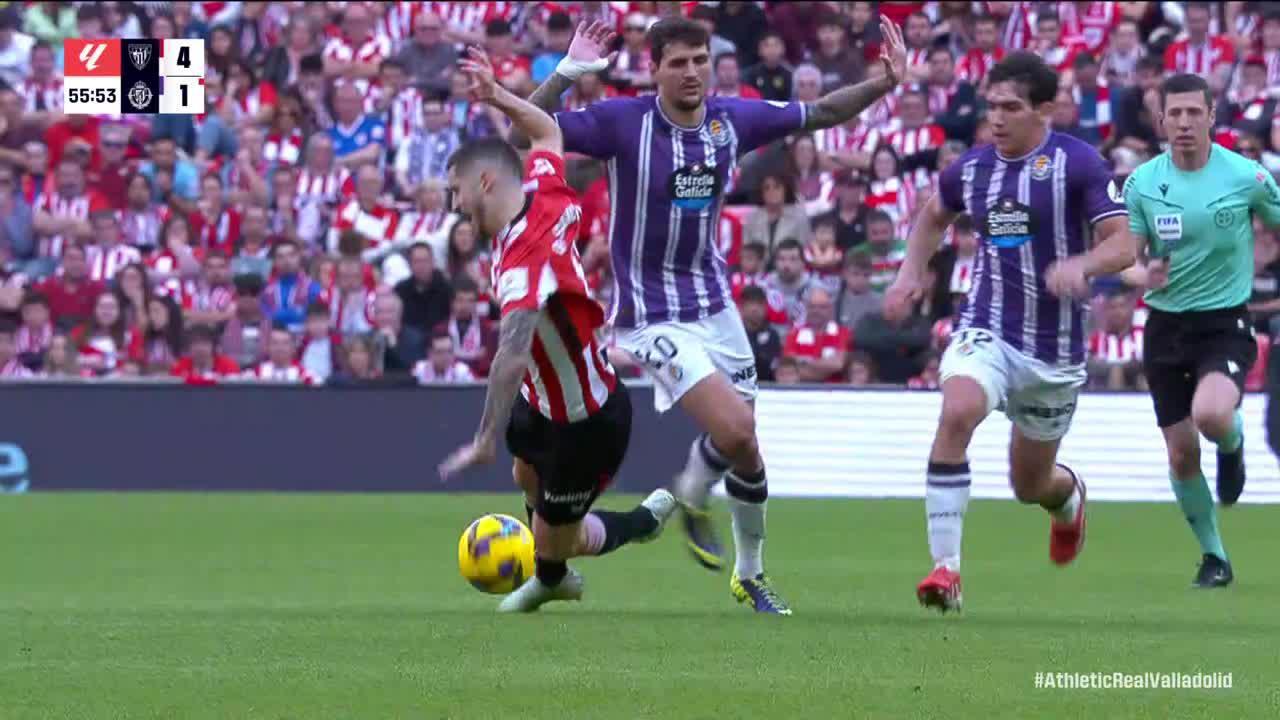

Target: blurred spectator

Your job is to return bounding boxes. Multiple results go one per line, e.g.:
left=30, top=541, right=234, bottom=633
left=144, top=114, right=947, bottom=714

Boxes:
left=771, top=1, right=837, bottom=68
left=0, top=319, right=33, bottom=378
left=436, top=276, right=496, bottom=379
left=787, top=135, right=834, bottom=216
left=0, top=87, right=40, bottom=170
left=744, top=174, right=812, bottom=255
left=1249, top=225, right=1280, bottom=335
left=262, top=18, right=320, bottom=89
left=766, top=239, right=813, bottom=325
left=396, top=242, right=453, bottom=333
left=138, top=136, right=200, bottom=209
left=834, top=252, right=882, bottom=332
left=1034, top=11, right=1087, bottom=79
left=374, top=292, right=425, bottom=374
left=813, top=15, right=864, bottom=94
left=804, top=218, right=844, bottom=291
left=182, top=250, right=236, bottom=329
left=33, top=158, right=108, bottom=275
left=244, top=323, right=318, bottom=384
left=730, top=242, right=789, bottom=329
left=171, top=324, right=241, bottom=385
left=1087, top=288, right=1146, bottom=391
left=886, top=88, right=945, bottom=166
left=690, top=5, right=738, bottom=63
left=114, top=263, right=152, bottom=329
left=330, top=164, right=407, bottom=284
left=908, top=351, right=941, bottom=390
left=774, top=355, right=801, bottom=384
left=0, top=9, right=33, bottom=89
left=743, top=32, right=792, bottom=102
left=1165, top=2, right=1235, bottom=95
left=72, top=290, right=142, bottom=376
left=1070, top=52, right=1113, bottom=147
left=715, top=1, right=768, bottom=68
left=445, top=217, right=491, bottom=302
left=298, top=300, right=342, bottom=382
left=322, top=3, right=390, bottom=95
left=783, top=286, right=850, bottom=383
left=485, top=19, right=532, bottom=94
left=0, top=161, right=35, bottom=273
left=42, top=332, right=84, bottom=378
left=814, top=171, right=870, bottom=251
left=709, top=52, right=761, bottom=99
left=853, top=300, right=932, bottom=385
left=88, top=124, right=135, bottom=210
left=388, top=178, right=455, bottom=268
left=394, top=10, right=455, bottom=95
left=850, top=210, right=905, bottom=294
left=120, top=173, right=164, bottom=253
left=740, top=285, right=781, bottom=383
left=957, top=14, right=1005, bottom=87
left=15, top=291, right=52, bottom=369
left=328, top=254, right=376, bottom=337
left=35, top=243, right=102, bottom=329
left=611, top=13, right=655, bottom=96
left=791, top=63, right=823, bottom=104
left=532, top=12, right=574, bottom=84
left=141, top=295, right=183, bottom=375
left=85, top=212, right=141, bottom=284
left=925, top=47, right=979, bottom=144
left=1101, top=18, right=1146, bottom=86
left=232, top=205, right=274, bottom=280
left=328, top=84, right=386, bottom=169
left=222, top=274, right=272, bottom=368
left=263, top=239, right=323, bottom=332
left=847, top=350, right=876, bottom=387
left=150, top=214, right=203, bottom=297
left=366, top=58, right=422, bottom=150
left=413, top=332, right=476, bottom=384
left=329, top=334, right=381, bottom=385
left=395, top=96, right=461, bottom=198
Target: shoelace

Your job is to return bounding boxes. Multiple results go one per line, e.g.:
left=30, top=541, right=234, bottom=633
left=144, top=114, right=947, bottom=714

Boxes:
left=749, top=576, right=789, bottom=610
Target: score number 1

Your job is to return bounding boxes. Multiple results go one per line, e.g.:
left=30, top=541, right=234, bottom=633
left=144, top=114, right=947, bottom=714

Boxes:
left=159, top=39, right=205, bottom=114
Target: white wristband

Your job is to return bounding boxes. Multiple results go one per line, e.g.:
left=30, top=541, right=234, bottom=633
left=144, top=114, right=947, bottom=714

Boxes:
left=554, top=56, right=610, bottom=81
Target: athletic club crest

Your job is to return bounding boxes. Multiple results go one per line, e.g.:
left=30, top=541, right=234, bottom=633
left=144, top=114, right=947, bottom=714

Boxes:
left=1030, top=154, right=1053, bottom=181
left=129, top=43, right=152, bottom=70
left=708, top=118, right=729, bottom=147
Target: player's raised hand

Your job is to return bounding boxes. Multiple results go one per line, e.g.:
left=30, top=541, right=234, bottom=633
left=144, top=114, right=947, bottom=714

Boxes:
left=878, top=15, right=908, bottom=86
left=557, top=20, right=617, bottom=79
left=884, top=271, right=925, bottom=324
left=1045, top=256, right=1092, bottom=299
left=438, top=436, right=498, bottom=482
left=459, top=46, right=498, bottom=103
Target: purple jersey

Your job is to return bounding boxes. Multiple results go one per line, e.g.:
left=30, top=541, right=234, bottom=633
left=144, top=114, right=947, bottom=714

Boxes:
left=556, top=95, right=806, bottom=329
left=937, top=132, right=1126, bottom=366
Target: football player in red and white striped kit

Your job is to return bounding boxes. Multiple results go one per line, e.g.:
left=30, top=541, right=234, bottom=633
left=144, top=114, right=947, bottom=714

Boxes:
left=439, top=47, right=676, bottom=614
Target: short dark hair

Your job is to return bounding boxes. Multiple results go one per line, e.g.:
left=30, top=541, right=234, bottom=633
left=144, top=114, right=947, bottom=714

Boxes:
left=741, top=242, right=767, bottom=259
left=844, top=252, right=872, bottom=272
left=271, top=238, right=300, bottom=257
left=713, top=52, right=738, bottom=71
left=485, top=19, right=512, bottom=37
left=20, top=290, right=49, bottom=309
left=379, top=57, right=406, bottom=74
left=452, top=274, right=479, bottom=296
left=407, top=242, right=434, bottom=261
left=927, top=46, right=953, bottom=63
left=648, top=17, right=710, bottom=67
left=0, top=318, right=19, bottom=336
left=184, top=324, right=218, bottom=348
left=233, top=273, right=265, bottom=297
left=774, top=238, right=804, bottom=257
left=305, top=300, right=329, bottom=319
left=739, top=285, right=767, bottom=304
left=759, top=31, right=785, bottom=47
left=1263, top=11, right=1280, bottom=28
left=689, top=4, right=717, bottom=22
left=430, top=331, right=454, bottom=347
left=1160, top=73, right=1213, bottom=109
left=1072, top=52, right=1098, bottom=71
left=448, top=137, right=523, bottom=182
left=547, top=11, right=573, bottom=32
left=986, top=51, right=1059, bottom=106
left=974, top=14, right=1000, bottom=28
left=1136, top=55, right=1164, bottom=75
left=867, top=209, right=895, bottom=227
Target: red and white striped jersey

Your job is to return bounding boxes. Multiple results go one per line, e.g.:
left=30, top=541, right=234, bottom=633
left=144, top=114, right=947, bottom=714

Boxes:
left=491, top=150, right=616, bottom=423
left=120, top=206, right=164, bottom=249
left=296, top=166, right=355, bottom=208
left=20, top=78, right=63, bottom=113
left=886, top=124, right=945, bottom=158
left=1100, top=45, right=1146, bottom=86
left=264, top=129, right=304, bottom=166
left=328, top=199, right=401, bottom=254
left=364, top=84, right=423, bottom=146
left=1057, top=1, right=1120, bottom=55
left=14, top=323, right=53, bottom=357
left=926, top=80, right=962, bottom=118
left=813, top=120, right=880, bottom=156
left=956, top=47, right=1004, bottom=86
left=325, top=287, right=377, bottom=335
left=378, top=1, right=422, bottom=47
left=1072, top=82, right=1112, bottom=140
left=324, top=34, right=393, bottom=100
left=1088, top=328, right=1143, bottom=364
left=190, top=208, right=241, bottom=256
left=35, top=191, right=110, bottom=258
left=950, top=252, right=976, bottom=295
left=1164, top=36, right=1236, bottom=76
left=246, top=361, right=319, bottom=385
left=86, top=243, right=142, bottom=283
left=906, top=47, right=930, bottom=74
left=1039, top=41, right=1087, bottom=74
left=998, top=1, right=1034, bottom=51
left=180, top=280, right=235, bottom=315
left=424, top=1, right=518, bottom=38
left=1264, top=50, right=1280, bottom=89
left=0, top=358, right=34, bottom=378
left=413, top=359, right=476, bottom=383
left=715, top=209, right=744, bottom=271
left=236, top=82, right=278, bottom=121
left=397, top=209, right=449, bottom=242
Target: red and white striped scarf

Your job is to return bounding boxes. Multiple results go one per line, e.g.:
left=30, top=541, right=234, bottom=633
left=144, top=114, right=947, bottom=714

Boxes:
left=402, top=209, right=447, bottom=239
left=36, top=192, right=94, bottom=258
left=0, top=358, right=33, bottom=378
left=327, top=287, right=376, bottom=335
left=364, top=84, right=423, bottom=147
left=252, top=360, right=315, bottom=384
left=413, top=359, right=474, bottom=383
left=120, top=207, right=164, bottom=250
left=264, top=129, right=304, bottom=166
left=446, top=316, right=484, bottom=360
left=296, top=166, right=353, bottom=208
left=14, top=323, right=53, bottom=356
left=21, top=78, right=63, bottom=113
left=86, top=243, right=142, bottom=282
left=182, top=280, right=235, bottom=313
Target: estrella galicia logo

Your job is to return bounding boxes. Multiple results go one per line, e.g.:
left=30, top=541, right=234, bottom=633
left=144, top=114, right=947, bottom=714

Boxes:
left=669, top=163, right=721, bottom=212
left=0, top=443, right=30, bottom=493
left=986, top=197, right=1035, bottom=248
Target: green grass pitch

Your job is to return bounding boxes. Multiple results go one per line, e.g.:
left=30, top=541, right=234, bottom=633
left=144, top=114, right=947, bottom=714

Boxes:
left=4, top=493, right=1279, bottom=719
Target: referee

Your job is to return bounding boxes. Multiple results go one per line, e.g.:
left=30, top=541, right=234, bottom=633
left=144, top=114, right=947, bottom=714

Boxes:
left=1124, top=73, right=1280, bottom=588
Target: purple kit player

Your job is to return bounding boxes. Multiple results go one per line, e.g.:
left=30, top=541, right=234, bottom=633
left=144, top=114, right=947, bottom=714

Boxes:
left=884, top=52, right=1138, bottom=613
left=526, top=17, right=907, bottom=613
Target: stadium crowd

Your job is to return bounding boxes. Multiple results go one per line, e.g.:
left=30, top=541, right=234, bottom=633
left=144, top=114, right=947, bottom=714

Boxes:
left=0, top=0, right=1278, bottom=390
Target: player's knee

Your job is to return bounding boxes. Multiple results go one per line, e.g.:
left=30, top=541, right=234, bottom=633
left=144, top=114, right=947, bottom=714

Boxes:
left=1191, top=403, right=1232, bottom=440
left=937, top=393, right=985, bottom=441
left=712, top=411, right=758, bottom=466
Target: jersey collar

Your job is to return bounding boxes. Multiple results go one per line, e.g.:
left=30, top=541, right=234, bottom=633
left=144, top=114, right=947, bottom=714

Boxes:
left=654, top=95, right=708, bottom=133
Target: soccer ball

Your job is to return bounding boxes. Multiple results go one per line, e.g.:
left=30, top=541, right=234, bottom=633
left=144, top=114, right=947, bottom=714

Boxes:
left=457, top=514, right=536, bottom=594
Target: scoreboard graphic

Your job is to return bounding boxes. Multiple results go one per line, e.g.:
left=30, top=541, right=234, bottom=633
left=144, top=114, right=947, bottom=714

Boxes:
left=64, top=39, right=205, bottom=115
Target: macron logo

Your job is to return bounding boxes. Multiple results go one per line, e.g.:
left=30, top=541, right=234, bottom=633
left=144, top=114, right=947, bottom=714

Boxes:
left=80, top=43, right=108, bottom=71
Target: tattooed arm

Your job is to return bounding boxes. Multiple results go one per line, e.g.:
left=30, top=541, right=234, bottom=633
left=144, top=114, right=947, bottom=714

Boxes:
left=528, top=73, right=575, bottom=114
left=438, top=308, right=540, bottom=479
left=804, top=16, right=907, bottom=131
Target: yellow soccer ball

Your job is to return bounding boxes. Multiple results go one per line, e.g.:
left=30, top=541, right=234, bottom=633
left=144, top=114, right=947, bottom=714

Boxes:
left=458, top=514, right=536, bottom=594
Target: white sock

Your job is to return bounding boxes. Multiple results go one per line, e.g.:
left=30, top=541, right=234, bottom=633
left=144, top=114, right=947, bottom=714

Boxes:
left=725, top=469, right=767, bottom=578
left=681, top=434, right=730, bottom=507
left=926, top=461, right=971, bottom=572
left=1049, top=464, right=1080, bottom=524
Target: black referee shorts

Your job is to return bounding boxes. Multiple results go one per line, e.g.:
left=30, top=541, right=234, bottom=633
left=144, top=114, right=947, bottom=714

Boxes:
left=1142, top=304, right=1256, bottom=428
left=505, top=383, right=632, bottom=525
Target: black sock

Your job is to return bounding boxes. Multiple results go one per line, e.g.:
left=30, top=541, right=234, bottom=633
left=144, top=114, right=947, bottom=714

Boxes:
left=593, top=507, right=659, bottom=554
left=724, top=467, right=768, bottom=504
left=524, top=504, right=534, bottom=528
left=535, top=556, right=568, bottom=586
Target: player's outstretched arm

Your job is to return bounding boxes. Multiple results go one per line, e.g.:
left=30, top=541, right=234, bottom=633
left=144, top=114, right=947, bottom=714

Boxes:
left=461, top=48, right=562, bottom=156
left=884, top=193, right=956, bottom=323
left=804, top=15, right=906, bottom=131
left=527, top=20, right=617, bottom=113
left=438, top=309, right=540, bottom=481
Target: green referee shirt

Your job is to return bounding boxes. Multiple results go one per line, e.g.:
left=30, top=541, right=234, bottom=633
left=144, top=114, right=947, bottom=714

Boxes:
left=1124, top=144, right=1280, bottom=312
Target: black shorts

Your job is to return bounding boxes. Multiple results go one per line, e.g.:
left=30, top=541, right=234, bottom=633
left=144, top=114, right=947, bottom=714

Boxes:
left=1142, top=304, right=1256, bottom=428
left=505, top=383, right=632, bottom=525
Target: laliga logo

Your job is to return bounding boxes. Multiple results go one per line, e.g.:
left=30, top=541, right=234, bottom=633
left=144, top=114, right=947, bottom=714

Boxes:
left=80, top=43, right=108, bottom=71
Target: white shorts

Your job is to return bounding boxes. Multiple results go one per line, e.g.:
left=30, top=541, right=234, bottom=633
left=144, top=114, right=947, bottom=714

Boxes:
left=940, top=328, right=1086, bottom=442
left=616, top=307, right=758, bottom=413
